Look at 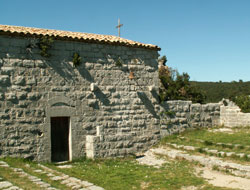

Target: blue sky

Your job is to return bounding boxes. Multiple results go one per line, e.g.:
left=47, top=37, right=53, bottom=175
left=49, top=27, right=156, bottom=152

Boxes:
left=1, top=0, right=250, bottom=82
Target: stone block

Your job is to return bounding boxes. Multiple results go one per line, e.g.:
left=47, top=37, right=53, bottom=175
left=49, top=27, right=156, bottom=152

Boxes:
left=23, top=59, right=35, bottom=67
left=0, top=93, right=4, bottom=100
left=0, top=66, right=14, bottom=75
left=27, top=92, right=40, bottom=100
left=26, top=77, right=36, bottom=85
left=13, top=76, right=25, bottom=85
left=5, top=92, right=17, bottom=101
left=191, top=104, right=201, bottom=112
left=0, top=75, right=10, bottom=86
left=90, top=83, right=98, bottom=92
left=16, top=92, right=27, bottom=100
left=35, top=60, right=46, bottom=68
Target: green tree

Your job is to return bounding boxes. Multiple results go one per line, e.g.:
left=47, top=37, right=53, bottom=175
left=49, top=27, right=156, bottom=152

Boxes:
left=159, top=58, right=205, bottom=103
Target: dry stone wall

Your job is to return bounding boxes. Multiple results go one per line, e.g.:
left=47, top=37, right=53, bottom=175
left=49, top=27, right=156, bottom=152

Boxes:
left=0, top=34, right=160, bottom=161
left=160, top=101, right=221, bottom=137
left=220, top=100, right=250, bottom=127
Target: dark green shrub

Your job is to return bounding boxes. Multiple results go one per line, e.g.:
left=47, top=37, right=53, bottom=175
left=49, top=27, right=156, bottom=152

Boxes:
left=72, top=53, right=82, bottom=67
left=115, top=57, right=123, bottom=67
left=159, top=58, right=205, bottom=103
left=37, top=36, right=54, bottom=57
left=232, top=95, right=250, bottom=113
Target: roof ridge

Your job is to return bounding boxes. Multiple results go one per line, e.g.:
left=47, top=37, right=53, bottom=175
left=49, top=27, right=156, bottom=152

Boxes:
left=0, top=24, right=160, bottom=50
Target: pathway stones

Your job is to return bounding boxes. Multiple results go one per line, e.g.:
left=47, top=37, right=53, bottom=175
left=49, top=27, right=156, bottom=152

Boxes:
left=152, top=147, right=250, bottom=179
left=0, top=161, right=55, bottom=190
left=179, top=136, right=250, bottom=150
left=0, top=162, right=23, bottom=190
left=0, top=160, right=105, bottom=189
left=36, top=164, right=104, bottom=190
left=167, top=142, right=250, bottom=160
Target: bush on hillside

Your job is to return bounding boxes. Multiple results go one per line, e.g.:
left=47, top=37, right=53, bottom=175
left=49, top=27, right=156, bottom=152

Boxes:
left=231, top=95, right=250, bottom=113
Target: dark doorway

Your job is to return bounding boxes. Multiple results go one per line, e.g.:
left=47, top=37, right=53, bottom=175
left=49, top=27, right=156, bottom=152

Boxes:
left=51, top=117, right=70, bottom=162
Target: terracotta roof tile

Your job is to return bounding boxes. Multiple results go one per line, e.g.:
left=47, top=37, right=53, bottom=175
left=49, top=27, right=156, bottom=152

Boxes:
left=0, top=24, right=160, bottom=50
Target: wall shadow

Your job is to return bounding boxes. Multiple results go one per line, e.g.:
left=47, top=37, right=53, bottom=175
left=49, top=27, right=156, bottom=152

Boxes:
left=137, top=92, right=159, bottom=119
left=94, top=88, right=110, bottom=106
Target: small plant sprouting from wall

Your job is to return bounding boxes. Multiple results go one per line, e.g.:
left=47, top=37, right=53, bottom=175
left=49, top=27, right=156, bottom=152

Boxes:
left=72, top=53, right=82, bottom=67
left=115, top=57, right=123, bottom=67
left=37, top=36, right=54, bottom=57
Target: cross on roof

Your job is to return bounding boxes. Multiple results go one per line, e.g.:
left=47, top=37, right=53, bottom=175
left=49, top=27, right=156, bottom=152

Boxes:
left=116, top=18, right=123, bottom=37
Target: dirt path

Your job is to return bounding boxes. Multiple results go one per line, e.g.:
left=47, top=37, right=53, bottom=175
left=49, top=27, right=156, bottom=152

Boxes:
left=196, top=167, right=250, bottom=190
left=136, top=149, right=167, bottom=168
left=137, top=147, right=250, bottom=190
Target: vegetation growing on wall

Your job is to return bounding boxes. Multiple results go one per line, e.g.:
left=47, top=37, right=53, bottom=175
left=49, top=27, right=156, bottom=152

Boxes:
left=159, top=56, right=205, bottom=103
left=72, top=53, right=82, bottom=67
left=37, top=36, right=54, bottom=57
left=115, top=57, right=123, bottom=67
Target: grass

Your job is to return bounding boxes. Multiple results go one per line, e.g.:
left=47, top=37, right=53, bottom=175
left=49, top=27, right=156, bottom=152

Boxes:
left=160, top=127, right=250, bottom=163
left=1, top=157, right=68, bottom=189
left=0, top=160, right=42, bottom=190
left=161, top=127, right=250, bottom=147
left=0, top=126, right=247, bottom=190
left=187, top=127, right=250, bottom=146
left=0, top=156, right=234, bottom=190
left=47, top=157, right=205, bottom=190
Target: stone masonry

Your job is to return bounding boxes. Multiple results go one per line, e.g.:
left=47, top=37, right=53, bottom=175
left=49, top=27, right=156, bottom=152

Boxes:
left=160, top=101, right=221, bottom=137
left=0, top=25, right=160, bottom=161
left=220, top=99, right=250, bottom=127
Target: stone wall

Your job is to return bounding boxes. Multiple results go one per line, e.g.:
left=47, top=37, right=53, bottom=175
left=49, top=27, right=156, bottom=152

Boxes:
left=0, top=34, right=160, bottom=161
left=220, top=100, right=250, bottom=127
left=160, top=100, right=221, bottom=137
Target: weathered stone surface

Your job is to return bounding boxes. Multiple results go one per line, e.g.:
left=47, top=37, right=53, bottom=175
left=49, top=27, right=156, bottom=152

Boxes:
left=13, top=76, right=25, bottom=86
left=0, top=181, right=12, bottom=189
left=160, top=100, right=221, bottom=137
left=0, top=34, right=160, bottom=162
left=220, top=99, right=250, bottom=127
left=5, top=92, right=17, bottom=101
left=0, top=75, right=10, bottom=86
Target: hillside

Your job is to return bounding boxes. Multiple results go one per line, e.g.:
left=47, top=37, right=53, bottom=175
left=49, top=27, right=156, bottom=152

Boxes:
left=191, top=81, right=250, bottom=103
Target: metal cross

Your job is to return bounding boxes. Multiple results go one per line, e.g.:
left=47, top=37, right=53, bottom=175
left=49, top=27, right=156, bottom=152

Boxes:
left=116, top=18, right=123, bottom=37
